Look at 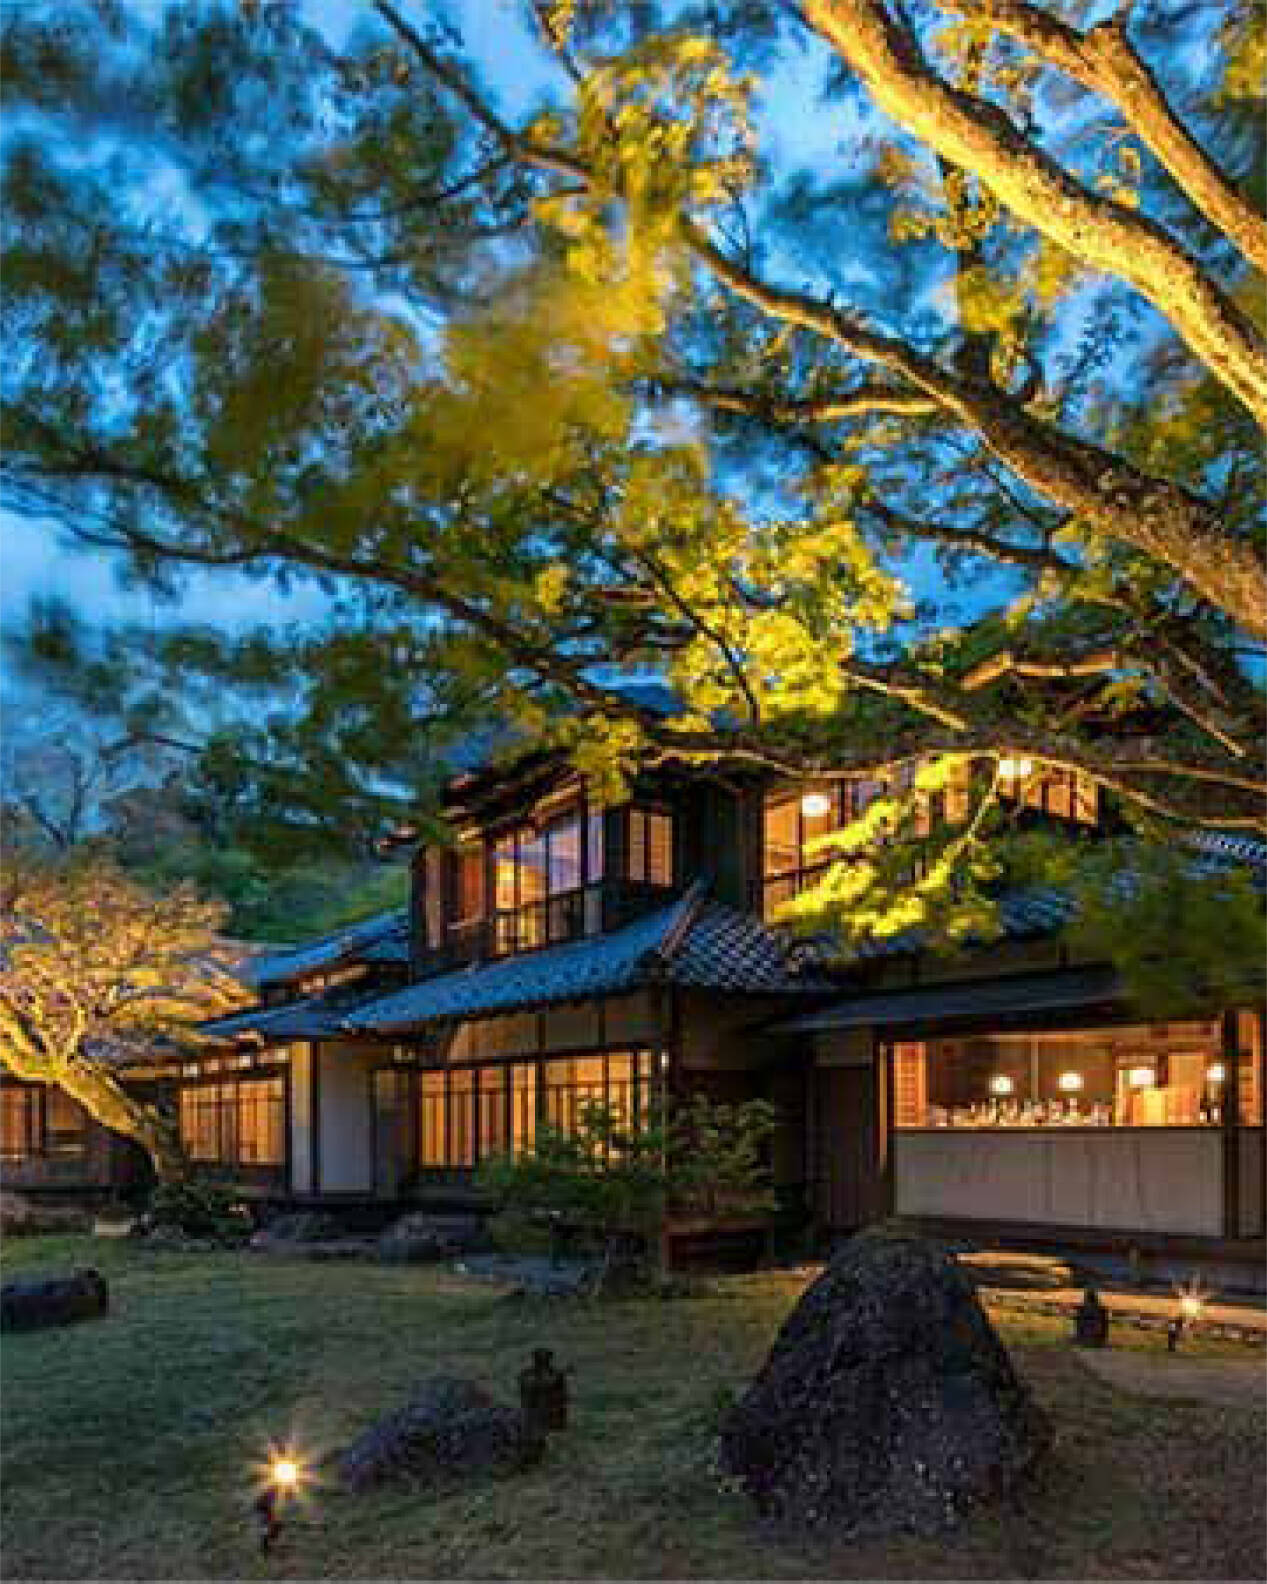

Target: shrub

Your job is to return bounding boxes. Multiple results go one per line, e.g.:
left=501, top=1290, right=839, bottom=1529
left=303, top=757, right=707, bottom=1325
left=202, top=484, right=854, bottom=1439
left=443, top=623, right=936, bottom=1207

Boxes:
left=480, top=1096, right=778, bottom=1274
left=146, top=1180, right=252, bottom=1245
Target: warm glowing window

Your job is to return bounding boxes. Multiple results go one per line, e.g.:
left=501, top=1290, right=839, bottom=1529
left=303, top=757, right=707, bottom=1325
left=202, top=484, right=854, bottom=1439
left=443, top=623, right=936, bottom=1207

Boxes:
left=627, top=809, right=674, bottom=887
left=235, top=1078, right=285, bottom=1166
left=0, top=1088, right=39, bottom=1161
left=490, top=805, right=595, bottom=954
left=478, top=1065, right=510, bottom=1161
left=1000, top=767, right=1099, bottom=827
left=454, top=845, right=484, bottom=924
left=893, top=1021, right=1227, bottom=1129
left=419, top=1071, right=447, bottom=1167
left=1237, top=1009, right=1264, bottom=1125
left=415, top=1051, right=653, bottom=1170
left=179, top=1075, right=284, bottom=1167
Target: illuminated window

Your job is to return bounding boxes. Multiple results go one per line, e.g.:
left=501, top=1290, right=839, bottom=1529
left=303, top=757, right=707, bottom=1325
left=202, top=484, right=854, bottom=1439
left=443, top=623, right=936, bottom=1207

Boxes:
left=454, top=845, right=484, bottom=925
left=43, top=1087, right=88, bottom=1160
left=627, top=809, right=674, bottom=887
left=1000, top=768, right=1099, bottom=827
left=178, top=1074, right=284, bottom=1167
left=416, top=1051, right=654, bottom=1169
left=0, top=1088, right=39, bottom=1162
left=419, top=1071, right=447, bottom=1167
left=490, top=805, right=593, bottom=955
left=893, top=1021, right=1226, bottom=1129
left=449, top=1069, right=476, bottom=1167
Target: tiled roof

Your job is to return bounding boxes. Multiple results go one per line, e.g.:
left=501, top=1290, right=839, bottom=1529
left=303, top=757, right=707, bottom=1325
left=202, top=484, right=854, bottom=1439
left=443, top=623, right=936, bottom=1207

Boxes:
left=346, top=889, right=824, bottom=1034
left=198, top=985, right=388, bottom=1043
left=772, top=965, right=1125, bottom=1035
left=245, top=910, right=410, bottom=989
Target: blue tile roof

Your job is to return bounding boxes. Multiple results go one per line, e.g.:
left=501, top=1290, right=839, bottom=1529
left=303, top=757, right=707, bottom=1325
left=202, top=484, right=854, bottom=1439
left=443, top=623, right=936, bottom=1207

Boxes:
left=199, top=986, right=389, bottom=1043
left=245, top=910, right=410, bottom=989
left=345, top=890, right=823, bottom=1034
left=772, top=965, right=1126, bottom=1035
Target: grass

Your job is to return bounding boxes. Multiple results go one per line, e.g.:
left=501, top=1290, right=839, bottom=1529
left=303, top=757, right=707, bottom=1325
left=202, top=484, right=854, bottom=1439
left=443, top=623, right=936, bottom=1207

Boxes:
left=2, top=1236, right=1263, bottom=1581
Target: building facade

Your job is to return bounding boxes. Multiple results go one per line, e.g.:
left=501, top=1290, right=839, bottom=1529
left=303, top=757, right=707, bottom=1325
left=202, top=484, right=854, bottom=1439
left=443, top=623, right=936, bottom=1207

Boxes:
left=174, top=753, right=1265, bottom=1260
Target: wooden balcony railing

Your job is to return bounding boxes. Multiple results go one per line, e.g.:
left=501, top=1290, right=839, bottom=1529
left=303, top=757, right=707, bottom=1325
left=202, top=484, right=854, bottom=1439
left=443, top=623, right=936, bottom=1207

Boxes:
left=424, top=880, right=679, bottom=971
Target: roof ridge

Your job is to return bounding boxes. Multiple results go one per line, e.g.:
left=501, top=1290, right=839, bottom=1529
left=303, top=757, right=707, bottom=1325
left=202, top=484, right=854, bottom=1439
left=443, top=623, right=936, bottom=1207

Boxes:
left=650, top=879, right=710, bottom=967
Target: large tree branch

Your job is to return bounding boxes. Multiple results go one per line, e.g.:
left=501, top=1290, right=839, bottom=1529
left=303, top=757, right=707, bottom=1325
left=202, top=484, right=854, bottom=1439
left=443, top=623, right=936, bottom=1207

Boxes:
left=938, top=0, right=1267, bottom=277
left=682, top=222, right=1267, bottom=635
left=802, top=0, right=1267, bottom=424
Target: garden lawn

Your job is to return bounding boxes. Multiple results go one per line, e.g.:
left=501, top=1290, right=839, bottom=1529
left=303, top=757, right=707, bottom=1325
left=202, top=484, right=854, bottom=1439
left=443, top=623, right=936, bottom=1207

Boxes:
left=2, top=1236, right=1263, bottom=1581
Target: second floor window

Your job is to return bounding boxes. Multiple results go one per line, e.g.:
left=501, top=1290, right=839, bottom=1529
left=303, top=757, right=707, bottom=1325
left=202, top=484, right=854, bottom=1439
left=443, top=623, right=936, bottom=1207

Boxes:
left=627, top=808, right=674, bottom=887
left=491, top=804, right=604, bottom=953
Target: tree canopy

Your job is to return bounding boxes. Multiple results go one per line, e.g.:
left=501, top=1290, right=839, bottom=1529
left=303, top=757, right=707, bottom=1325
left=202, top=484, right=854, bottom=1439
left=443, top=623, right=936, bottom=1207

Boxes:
left=0, top=847, right=243, bottom=1176
left=2, top=0, right=1263, bottom=944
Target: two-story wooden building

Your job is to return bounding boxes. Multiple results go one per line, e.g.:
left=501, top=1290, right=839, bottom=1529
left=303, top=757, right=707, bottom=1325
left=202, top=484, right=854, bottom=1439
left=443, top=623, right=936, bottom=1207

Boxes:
left=180, top=745, right=1264, bottom=1262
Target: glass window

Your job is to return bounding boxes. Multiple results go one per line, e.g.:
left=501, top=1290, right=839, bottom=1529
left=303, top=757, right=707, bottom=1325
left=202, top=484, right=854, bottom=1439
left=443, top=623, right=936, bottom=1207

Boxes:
left=587, top=806, right=605, bottom=884
left=1, top=1088, right=39, bottom=1161
left=235, top=1077, right=285, bottom=1166
left=1237, top=1009, right=1263, bottom=1125
left=628, top=809, right=674, bottom=887
left=449, top=1069, right=476, bottom=1167
left=419, top=1071, right=447, bottom=1167
left=511, top=1063, right=537, bottom=1159
left=43, top=1087, right=87, bottom=1160
left=478, top=1065, right=510, bottom=1162
left=455, top=845, right=484, bottom=924
left=1001, top=768, right=1099, bottom=827
left=893, top=1021, right=1227, bottom=1129
left=416, top=1052, right=655, bottom=1170
left=178, top=1075, right=284, bottom=1166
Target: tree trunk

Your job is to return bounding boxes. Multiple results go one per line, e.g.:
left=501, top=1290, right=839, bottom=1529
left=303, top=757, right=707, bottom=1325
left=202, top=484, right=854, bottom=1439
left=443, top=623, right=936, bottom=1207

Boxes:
left=1, top=1033, right=187, bottom=1182
left=58, top=1063, right=188, bottom=1182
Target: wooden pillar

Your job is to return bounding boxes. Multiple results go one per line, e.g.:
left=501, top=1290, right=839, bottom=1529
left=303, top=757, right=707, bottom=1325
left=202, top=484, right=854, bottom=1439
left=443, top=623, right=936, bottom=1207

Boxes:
left=1221, top=1010, right=1241, bottom=1239
left=877, top=1037, right=896, bottom=1217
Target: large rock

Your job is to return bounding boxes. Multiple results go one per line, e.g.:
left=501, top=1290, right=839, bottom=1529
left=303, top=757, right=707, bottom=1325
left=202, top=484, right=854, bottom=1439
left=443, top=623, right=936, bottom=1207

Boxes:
left=1, top=1268, right=109, bottom=1332
left=339, top=1375, right=537, bottom=1492
left=718, top=1228, right=1049, bottom=1535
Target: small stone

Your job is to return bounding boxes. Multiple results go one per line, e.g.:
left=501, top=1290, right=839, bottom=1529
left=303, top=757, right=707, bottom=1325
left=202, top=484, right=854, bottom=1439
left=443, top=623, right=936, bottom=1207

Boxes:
left=338, top=1375, right=536, bottom=1492
left=376, top=1212, right=488, bottom=1264
left=1, top=1268, right=109, bottom=1332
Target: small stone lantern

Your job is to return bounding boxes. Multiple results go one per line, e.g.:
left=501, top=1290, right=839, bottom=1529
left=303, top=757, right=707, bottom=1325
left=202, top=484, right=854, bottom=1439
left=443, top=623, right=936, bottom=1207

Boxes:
left=519, top=1348, right=569, bottom=1441
left=1073, top=1286, right=1109, bottom=1348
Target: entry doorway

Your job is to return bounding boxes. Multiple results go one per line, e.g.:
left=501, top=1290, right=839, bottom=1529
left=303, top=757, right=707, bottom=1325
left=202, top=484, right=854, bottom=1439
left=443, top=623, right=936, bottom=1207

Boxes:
left=813, top=1062, right=886, bottom=1233
left=372, top=1069, right=415, bottom=1197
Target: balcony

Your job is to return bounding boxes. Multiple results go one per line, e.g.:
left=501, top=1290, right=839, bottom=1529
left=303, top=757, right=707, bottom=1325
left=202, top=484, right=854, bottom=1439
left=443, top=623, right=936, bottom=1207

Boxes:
left=423, top=879, right=680, bottom=971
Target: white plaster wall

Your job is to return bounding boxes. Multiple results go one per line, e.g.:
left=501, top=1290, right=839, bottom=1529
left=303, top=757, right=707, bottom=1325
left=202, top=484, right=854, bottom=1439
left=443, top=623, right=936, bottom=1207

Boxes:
left=288, top=1042, right=314, bottom=1196
left=894, top=1129, right=1224, bottom=1237
left=317, top=1041, right=377, bottom=1193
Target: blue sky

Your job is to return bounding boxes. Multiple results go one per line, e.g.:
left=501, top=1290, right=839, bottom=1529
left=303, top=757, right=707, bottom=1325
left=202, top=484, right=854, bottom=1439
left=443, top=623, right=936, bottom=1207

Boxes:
left=0, top=0, right=983, bottom=712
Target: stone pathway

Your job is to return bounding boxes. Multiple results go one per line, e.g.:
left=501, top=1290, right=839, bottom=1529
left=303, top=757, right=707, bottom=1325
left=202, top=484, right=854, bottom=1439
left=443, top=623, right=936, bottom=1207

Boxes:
left=1076, top=1348, right=1267, bottom=1408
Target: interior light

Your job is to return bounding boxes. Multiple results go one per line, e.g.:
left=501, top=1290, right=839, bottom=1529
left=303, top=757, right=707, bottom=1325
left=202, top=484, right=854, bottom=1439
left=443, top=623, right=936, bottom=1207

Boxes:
left=1126, top=1066, right=1156, bottom=1089
left=988, top=1075, right=1015, bottom=1097
left=1205, top=1062, right=1227, bottom=1084
left=998, top=756, right=1034, bottom=781
left=800, top=791, right=833, bottom=819
left=1058, top=1071, right=1084, bottom=1092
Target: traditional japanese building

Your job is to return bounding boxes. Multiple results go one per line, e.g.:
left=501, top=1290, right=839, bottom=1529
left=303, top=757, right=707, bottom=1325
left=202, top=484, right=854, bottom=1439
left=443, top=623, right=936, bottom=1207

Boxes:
left=173, top=742, right=1265, bottom=1262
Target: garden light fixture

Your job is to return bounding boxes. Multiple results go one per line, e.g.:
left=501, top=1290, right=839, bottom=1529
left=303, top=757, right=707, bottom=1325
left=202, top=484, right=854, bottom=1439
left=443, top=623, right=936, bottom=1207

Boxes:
left=253, top=1446, right=307, bottom=1552
left=1167, top=1280, right=1211, bottom=1351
